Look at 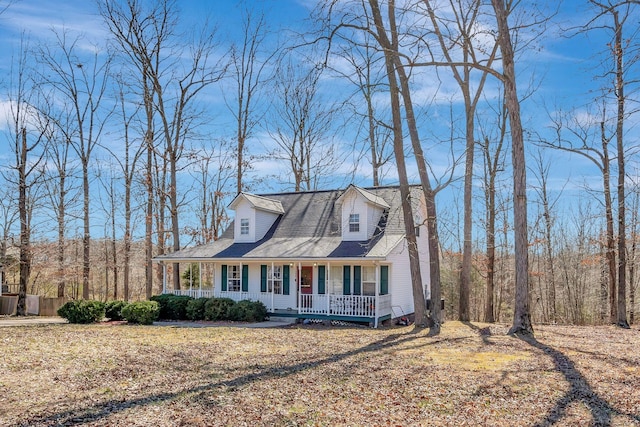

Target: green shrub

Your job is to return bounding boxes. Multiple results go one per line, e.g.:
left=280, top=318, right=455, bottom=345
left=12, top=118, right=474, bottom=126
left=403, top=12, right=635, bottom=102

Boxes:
left=150, top=294, right=193, bottom=320
left=57, top=300, right=106, bottom=324
left=122, top=301, right=160, bottom=325
left=105, top=300, right=128, bottom=321
left=204, top=297, right=236, bottom=321
left=186, top=297, right=208, bottom=321
left=226, top=300, right=267, bottom=322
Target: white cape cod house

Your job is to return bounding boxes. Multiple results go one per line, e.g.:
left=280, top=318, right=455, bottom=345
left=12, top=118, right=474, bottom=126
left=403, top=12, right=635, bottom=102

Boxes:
left=155, top=185, right=430, bottom=327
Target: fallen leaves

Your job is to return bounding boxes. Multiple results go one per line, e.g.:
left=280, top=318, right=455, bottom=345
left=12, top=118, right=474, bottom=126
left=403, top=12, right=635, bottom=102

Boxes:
left=0, top=321, right=638, bottom=426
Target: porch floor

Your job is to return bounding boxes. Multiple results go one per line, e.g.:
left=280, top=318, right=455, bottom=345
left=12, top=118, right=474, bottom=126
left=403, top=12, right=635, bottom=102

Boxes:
left=268, top=308, right=391, bottom=325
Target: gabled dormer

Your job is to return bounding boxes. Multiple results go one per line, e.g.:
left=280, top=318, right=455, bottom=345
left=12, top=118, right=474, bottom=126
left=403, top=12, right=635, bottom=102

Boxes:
left=228, top=193, right=284, bottom=243
left=336, top=185, right=390, bottom=241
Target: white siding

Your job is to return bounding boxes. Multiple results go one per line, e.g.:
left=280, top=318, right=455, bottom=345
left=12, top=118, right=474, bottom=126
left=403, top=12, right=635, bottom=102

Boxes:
left=341, top=191, right=385, bottom=241
left=232, top=199, right=279, bottom=243
left=233, top=201, right=256, bottom=243
left=386, top=227, right=430, bottom=318
left=414, top=196, right=431, bottom=300
left=386, top=244, right=414, bottom=318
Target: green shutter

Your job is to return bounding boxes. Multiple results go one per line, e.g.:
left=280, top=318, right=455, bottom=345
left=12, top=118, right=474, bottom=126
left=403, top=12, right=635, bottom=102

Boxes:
left=353, top=266, right=361, bottom=295
left=318, top=265, right=326, bottom=294
left=221, top=265, right=228, bottom=292
left=242, top=265, right=249, bottom=292
left=343, top=265, right=351, bottom=295
left=283, top=265, right=290, bottom=295
left=380, top=265, right=389, bottom=295
left=260, top=265, right=267, bottom=292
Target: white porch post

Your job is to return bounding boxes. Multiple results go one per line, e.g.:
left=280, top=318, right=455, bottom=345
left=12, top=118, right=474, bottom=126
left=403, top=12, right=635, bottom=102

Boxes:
left=297, top=262, right=301, bottom=311
left=374, top=262, right=380, bottom=328
left=271, top=261, right=275, bottom=312
left=162, top=263, right=167, bottom=295
left=326, top=261, right=331, bottom=314
left=189, top=263, right=193, bottom=294
left=212, top=264, right=216, bottom=296
left=198, top=262, right=202, bottom=297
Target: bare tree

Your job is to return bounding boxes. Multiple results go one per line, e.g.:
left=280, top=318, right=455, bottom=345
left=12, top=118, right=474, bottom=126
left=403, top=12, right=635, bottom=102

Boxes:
left=100, top=0, right=225, bottom=294
left=268, top=60, right=342, bottom=191
left=100, top=79, right=144, bottom=301
left=478, top=96, right=508, bottom=323
left=491, top=0, right=533, bottom=335
left=628, top=185, right=639, bottom=324
left=4, top=39, right=48, bottom=315
left=584, top=0, right=637, bottom=328
left=226, top=5, right=274, bottom=193
left=330, top=33, right=393, bottom=186
left=40, top=98, right=79, bottom=299
left=0, top=186, right=18, bottom=293
left=38, top=30, right=112, bottom=300
left=542, top=103, right=617, bottom=323
left=366, top=0, right=429, bottom=329
left=422, top=0, right=499, bottom=323
left=187, top=142, right=234, bottom=245
left=530, top=149, right=563, bottom=323
left=320, top=0, right=452, bottom=332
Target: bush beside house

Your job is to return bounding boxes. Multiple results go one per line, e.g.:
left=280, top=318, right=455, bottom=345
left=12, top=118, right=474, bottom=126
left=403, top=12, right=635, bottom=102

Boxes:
left=57, top=300, right=106, bottom=324
left=105, top=300, right=128, bottom=321
left=154, top=294, right=268, bottom=322
left=121, top=301, right=160, bottom=325
left=57, top=295, right=267, bottom=324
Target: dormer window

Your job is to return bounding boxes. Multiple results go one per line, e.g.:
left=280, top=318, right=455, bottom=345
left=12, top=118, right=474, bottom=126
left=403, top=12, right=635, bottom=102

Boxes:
left=349, top=214, right=360, bottom=232
left=240, top=218, right=249, bottom=235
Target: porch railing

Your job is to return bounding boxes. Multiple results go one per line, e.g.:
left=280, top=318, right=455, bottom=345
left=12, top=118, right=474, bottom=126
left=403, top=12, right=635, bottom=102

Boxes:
left=170, top=289, right=215, bottom=299
left=170, top=289, right=392, bottom=320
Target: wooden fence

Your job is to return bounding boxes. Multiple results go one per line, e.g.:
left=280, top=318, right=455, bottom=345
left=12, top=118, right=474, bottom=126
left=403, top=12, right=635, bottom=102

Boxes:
left=0, top=295, right=67, bottom=316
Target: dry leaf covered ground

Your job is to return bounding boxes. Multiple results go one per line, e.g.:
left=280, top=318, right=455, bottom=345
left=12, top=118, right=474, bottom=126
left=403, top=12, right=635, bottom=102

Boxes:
left=0, top=320, right=639, bottom=426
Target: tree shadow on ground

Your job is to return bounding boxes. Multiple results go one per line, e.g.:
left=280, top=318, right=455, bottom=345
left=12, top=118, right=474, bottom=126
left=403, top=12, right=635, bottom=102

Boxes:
left=462, top=320, right=496, bottom=345
left=14, top=327, right=429, bottom=427
left=517, top=334, right=640, bottom=427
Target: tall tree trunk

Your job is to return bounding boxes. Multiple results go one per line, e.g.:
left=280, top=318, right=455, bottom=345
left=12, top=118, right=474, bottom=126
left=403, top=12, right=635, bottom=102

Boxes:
left=369, top=0, right=427, bottom=328
left=57, top=172, right=66, bottom=298
left=16, top=128, right=30, bottom=316
left=82, top=162, right=90, bottom=300
left=600, top=119, right=617, bottom=323
left=613, top=9, right=629, bottom=328
left=459, top=109, right=473, bottom=322
left=483, top=137, right=497, bottom=322
left=170, top=148, right=181, bottom=291
left=111, top=191, right=118, bottom=300
left=491, top=0, right=533, bottom=336
left=145, top=130, right=154, bottom=300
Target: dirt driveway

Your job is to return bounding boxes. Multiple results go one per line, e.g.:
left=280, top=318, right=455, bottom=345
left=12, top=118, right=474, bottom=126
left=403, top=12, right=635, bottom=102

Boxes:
left=0, top=316, right=68, bottom=327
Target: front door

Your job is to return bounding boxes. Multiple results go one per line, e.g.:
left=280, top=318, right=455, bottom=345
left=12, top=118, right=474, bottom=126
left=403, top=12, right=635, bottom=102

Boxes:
left=299, top=266, right=313, bottom=307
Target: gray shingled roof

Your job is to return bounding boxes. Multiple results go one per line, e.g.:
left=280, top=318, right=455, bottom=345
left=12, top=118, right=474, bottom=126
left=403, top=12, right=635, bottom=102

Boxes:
left=156, top=185, right=421, bottom=262
left=338, top=184, right=391, bottom=209
left=229, top=193, right=285, bottom=214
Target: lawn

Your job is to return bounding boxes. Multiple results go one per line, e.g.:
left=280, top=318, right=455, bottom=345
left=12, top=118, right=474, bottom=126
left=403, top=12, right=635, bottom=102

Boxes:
left=1, top=320, right=639, bottom=426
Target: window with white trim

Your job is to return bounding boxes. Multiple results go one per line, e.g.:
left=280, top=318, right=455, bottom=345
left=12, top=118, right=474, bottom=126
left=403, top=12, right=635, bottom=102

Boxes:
left=349, top=214, right=360, bottom=232
left=240, top=218, right=249, bottom=235
left=228, top=265, right=242, bottom=291
left=362, top=266, right=376, bottom=296
left=330, top=266, right=343, bottom=294
left=268, top=265, right=283, bottom=294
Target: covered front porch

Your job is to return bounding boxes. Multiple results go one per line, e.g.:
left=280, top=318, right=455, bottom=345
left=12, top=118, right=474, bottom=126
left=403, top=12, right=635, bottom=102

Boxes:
left=162, top=260, right=395, bottom=327
left=167, top=289, right=393, bottom=327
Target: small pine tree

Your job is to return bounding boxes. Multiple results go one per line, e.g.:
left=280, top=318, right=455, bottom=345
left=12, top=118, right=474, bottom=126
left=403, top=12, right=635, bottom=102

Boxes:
left=181, top=263, right=200, bottom=288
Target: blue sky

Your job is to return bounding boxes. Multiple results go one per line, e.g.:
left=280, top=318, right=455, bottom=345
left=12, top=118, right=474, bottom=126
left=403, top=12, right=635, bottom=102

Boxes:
left=0, top=0, right=637, bottom=245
